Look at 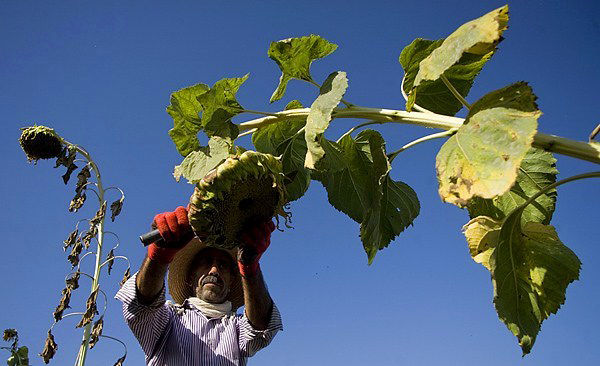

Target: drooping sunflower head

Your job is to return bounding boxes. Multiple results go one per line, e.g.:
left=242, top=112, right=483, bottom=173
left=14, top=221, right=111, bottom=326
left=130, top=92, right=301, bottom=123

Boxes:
left=19, top=125, right=63, bottom=162
left=188, top=150, right=288, bottom=249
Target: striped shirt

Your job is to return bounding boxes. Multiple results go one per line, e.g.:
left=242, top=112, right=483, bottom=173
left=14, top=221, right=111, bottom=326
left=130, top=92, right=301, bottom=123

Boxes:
left=115, top=273, right=283, bottom=366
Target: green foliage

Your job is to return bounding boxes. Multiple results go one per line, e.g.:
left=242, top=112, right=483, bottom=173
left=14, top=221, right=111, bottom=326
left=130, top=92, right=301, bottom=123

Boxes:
left=468, top=147, right=558, bottom=225
left=252, top=102, right=310, bottom=201
left=162, top=5, right=600, bottom=356
left=268, top=35, right=338, bottom=103
left=400, top=38, right=493, bottom=115
left=173, top=136, right=232, bottom=183
left=196, top=75, right=248, bottom=140
left=167, top=83, right=210, bottom=156
left=318, top=130, right=419, bottom=263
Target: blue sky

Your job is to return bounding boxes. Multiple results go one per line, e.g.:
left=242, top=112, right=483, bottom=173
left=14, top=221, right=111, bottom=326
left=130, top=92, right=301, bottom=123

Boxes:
left=1, top=1, right=599, bottom=365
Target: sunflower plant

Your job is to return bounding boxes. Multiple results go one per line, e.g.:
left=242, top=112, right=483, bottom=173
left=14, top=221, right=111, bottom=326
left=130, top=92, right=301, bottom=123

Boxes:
left=18, top=126, right=129, bottom=366
left=166, top=5, right=599, bottom=356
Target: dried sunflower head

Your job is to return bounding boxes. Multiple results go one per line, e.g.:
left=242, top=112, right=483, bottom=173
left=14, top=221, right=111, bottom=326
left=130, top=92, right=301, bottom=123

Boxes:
left=19, top=125, right=63, bottom=162
left=188, top=150, right=287, bottom=249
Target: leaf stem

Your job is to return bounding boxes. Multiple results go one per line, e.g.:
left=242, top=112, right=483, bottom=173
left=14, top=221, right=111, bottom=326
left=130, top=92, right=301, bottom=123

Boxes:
left=515, top=171, right=600, bottom=214
left=440, top=74, right=471, bottom=110
left=400, top=75, right=435, bottom=114
left=388, top=128, right=458, bottom=162
left=336, top=120, right=384, bottom=143
left=241, top=109, right=280, bottom=117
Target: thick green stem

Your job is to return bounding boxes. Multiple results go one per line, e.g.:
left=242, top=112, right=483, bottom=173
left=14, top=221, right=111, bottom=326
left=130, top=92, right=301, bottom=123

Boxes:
left=237, top=106, right=600, bottom=164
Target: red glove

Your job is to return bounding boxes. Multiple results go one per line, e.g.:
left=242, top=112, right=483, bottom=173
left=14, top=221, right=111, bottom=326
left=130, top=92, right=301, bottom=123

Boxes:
left=237, top=221, right=276, bottom=278
left=148, top=206, right=194, bottom=264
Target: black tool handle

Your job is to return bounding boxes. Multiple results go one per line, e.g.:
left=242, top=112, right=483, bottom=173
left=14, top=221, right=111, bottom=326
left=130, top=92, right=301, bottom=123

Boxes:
left=139, top=229, right=162, bottom=246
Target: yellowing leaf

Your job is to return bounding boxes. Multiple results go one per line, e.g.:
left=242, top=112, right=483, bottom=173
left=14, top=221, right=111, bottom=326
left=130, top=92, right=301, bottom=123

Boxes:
left=413, top=5, right=508, bottom=88
left=436, top=83, right=540, bottom=207
left=463, top=216, right=501, bottom=270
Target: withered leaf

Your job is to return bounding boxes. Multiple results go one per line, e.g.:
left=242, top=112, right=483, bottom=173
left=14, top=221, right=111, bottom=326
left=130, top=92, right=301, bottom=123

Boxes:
left=75, top=166, right=91, bottom=194
left=53, top=287, right=72, bottom=321
left=110, top=197, right=124, bottom=222
left=56, top=146, right=77, bottom=184
left=65, top=272, right=80, bottom=291
left=67, top=240, right=83, bottom=267
left=113, top=355, right=126, bottom=366
left=90, top=201, right=106, bottom=226
left=39, top=330, right=57, bottom=364
left=81, top=230, right=95, bottom=250
left=106, top=249, right=115, bottom=275
left=88, top=317, right=103, bottom=349
left=76, top=288, right=99, bottom=328
left=63, top=229, right=78, bottom=251
left=69, top=192, right=86, bottom=212
left=120, top=268, right=131, bottom=287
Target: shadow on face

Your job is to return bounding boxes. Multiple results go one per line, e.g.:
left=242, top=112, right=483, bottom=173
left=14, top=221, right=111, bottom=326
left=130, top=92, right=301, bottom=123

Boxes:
left=187, top=248, right=235, bottom=304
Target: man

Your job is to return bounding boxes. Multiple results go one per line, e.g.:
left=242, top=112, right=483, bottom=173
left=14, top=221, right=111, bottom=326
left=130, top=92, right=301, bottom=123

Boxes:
left=116, top=206, right=282, bottom=365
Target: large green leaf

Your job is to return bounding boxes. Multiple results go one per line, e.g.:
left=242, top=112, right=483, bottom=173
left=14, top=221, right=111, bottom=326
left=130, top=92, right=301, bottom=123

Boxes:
left=412, top=6, right=508, bottom=90
left=304, top=71, right=348, bottom=169
left=492, top=211, right=581, bottom=355
left=251, top=103, right=310, bottom=201
left=196, top=75, right=249, bottom=140
left=436, top=83, right=540, bottom=207
left=173, top=136, right=232, bottom=184
left=167, top=83, right=210, bottom=156
left=319, top=130, right=419, bottom=263
left=268, top=35, right=338, bottom=102
left=468, top=147, right=558, bottom=225
left=400, top=38, right=493, bottom=115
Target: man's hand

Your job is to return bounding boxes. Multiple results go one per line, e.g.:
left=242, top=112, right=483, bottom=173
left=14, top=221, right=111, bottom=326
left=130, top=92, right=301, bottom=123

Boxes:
left=147, top=206, right=194, bottom=264
left=237, top=221, right=276, bottom=278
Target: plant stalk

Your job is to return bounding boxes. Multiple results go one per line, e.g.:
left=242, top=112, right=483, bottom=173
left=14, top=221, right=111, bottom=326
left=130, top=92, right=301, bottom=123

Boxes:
left=63, top=142, right=106, bottom=366
left=237, top=106, right=600, bottom=164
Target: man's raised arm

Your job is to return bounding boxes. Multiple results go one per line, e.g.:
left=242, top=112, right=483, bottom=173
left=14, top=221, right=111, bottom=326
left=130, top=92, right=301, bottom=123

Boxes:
left=136, top=206, right=193, bottom=304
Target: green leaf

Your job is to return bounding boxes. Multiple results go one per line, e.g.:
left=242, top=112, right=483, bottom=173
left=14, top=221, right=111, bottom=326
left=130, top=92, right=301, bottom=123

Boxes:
left=167, top=83, right=210, bottom=156
left=173, top=136, right=232, bottom=184
left=492, top=211, right=581, bottom=355
left=251, top=114, right=310, bottom=201
left=412, top=6, right=508, bottom=89
left=284, top=100, right=303, bottom=110
left=361, top=177, right=420, bottom=264
left=468, top=147, right=558, bottom=225
left=400, top=38, right=493, bottom=115
left=319, top=130, right=419, bottom=263
left=268, top=35, right=338, bottom=102
left=197, top=75, right=248, bottom=140
left=436, top=83, right=540, bottom=207
left=7, top=346, right=29, bottom=366
left=304, top=71, right=348, bottom=169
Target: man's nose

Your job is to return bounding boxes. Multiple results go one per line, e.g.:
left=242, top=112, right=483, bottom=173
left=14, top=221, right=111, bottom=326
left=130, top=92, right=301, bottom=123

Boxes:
left=208, top=262, right=220, bottom=275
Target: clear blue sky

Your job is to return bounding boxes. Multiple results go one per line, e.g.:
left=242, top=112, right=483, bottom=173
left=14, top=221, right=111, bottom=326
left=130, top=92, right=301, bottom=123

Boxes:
left=1, top=1, right=599, bottom=365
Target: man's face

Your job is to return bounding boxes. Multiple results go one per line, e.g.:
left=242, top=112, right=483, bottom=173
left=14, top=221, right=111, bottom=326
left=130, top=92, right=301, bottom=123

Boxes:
left=189, top=248, right=234, bottom=304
